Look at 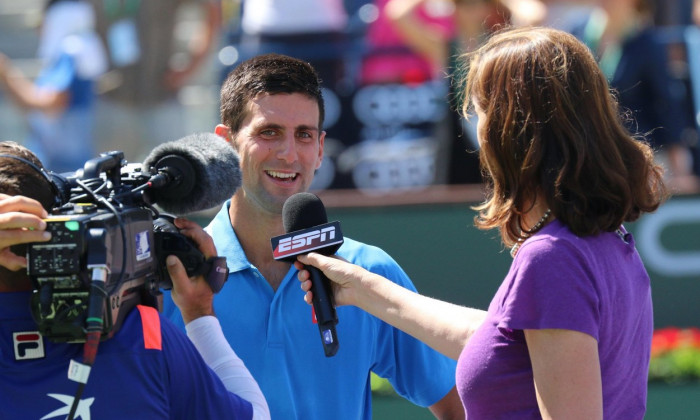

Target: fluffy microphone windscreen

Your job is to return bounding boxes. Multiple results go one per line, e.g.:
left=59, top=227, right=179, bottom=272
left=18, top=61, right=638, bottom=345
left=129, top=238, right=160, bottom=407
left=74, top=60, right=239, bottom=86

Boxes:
left=282, top=192, right=342, bottom=255
left=142, top=132, right=241, bottom=215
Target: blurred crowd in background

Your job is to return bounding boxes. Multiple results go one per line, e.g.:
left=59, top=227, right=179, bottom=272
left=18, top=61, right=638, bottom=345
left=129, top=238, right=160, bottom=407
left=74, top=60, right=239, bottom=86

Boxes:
left=1, top=0, right=699, bottom=195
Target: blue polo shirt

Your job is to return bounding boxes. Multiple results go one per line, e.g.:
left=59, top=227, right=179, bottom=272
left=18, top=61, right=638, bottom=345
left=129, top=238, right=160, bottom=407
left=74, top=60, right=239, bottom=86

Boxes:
left=162, top=201, right=457, bottom=420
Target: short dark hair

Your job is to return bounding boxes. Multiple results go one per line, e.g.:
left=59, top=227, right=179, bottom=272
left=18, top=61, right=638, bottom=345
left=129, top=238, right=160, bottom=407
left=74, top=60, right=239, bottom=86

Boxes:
left=220, top=53, right=325, bottom=134
left=0, top=141, right=56, bottom=280
left=462, top=27, right=667, bottom=246
left=0, top=141, right=56, bottom=211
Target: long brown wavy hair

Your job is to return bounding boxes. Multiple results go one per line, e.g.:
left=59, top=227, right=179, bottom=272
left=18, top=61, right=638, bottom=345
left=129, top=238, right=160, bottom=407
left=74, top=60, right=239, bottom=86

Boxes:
left=462, top=27, right=668, bottom=247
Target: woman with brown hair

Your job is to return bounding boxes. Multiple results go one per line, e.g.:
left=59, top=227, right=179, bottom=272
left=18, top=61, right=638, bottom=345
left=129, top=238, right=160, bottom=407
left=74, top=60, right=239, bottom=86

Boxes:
left=296, top=26, right=667, bottom=419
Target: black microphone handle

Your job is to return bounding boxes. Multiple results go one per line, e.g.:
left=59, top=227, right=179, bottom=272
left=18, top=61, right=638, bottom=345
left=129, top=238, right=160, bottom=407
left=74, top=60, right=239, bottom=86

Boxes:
left=307, top=264, right=339, bottom=357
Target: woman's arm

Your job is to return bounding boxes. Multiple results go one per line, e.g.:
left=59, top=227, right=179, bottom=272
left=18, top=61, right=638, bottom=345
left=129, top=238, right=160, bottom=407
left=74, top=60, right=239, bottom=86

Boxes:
left=296, top=253, right=486, bottom=360
left=524, top=328, right=602, bottom=420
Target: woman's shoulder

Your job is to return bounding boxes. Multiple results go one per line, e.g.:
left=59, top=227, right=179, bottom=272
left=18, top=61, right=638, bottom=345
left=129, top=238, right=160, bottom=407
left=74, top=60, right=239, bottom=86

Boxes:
left=519, top=220, right=601, bottom=261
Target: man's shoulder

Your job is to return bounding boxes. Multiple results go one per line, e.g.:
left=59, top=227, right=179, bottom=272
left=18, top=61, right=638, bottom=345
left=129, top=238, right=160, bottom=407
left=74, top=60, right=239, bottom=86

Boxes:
left=337, top=236, right=388, bottom=259
left=337, top=237, right=414, bottom=286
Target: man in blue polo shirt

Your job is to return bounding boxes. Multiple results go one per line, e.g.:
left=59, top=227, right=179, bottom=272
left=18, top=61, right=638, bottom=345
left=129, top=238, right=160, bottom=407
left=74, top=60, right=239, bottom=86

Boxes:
left=161, top=53, right=464, bottom=419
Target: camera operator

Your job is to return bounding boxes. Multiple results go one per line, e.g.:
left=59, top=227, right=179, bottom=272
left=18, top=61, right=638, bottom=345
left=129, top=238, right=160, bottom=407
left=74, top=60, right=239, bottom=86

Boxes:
left=0, top=141, right=270, bottom=419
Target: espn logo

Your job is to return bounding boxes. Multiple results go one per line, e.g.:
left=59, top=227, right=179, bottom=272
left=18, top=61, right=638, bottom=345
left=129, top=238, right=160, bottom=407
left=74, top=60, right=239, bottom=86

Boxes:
left=271, top=221, right=344, bottom=260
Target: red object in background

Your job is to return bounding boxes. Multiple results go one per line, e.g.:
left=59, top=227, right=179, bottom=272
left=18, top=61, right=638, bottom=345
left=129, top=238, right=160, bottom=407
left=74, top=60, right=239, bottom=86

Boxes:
left=360, top=0, right=455, bottom=85
left=651, top=326, right=700, bottom=356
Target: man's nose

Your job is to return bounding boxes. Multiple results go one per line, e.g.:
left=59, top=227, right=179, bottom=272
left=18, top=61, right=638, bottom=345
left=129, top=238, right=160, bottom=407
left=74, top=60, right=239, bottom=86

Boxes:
left=276, top=136, right=298, bottom=163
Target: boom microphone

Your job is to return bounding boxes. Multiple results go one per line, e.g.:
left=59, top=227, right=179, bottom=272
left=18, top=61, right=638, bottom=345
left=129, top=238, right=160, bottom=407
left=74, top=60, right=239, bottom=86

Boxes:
left=142, top=132, right=241, bottom=215
left=271, top=192, right=343, bottom=357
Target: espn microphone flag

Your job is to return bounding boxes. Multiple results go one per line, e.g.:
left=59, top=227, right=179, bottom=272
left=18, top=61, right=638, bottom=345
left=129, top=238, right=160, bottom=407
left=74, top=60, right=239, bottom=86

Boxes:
left=271, top=221, right=343, bottom=260
left=271, top=221, right=344, bottom=356
left=271, top=192, right=344, bottom=357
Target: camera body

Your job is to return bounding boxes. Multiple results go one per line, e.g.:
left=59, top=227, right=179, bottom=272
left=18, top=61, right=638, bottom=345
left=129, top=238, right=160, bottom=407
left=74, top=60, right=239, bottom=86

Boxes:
left=27, top=151, right=207, bottom=343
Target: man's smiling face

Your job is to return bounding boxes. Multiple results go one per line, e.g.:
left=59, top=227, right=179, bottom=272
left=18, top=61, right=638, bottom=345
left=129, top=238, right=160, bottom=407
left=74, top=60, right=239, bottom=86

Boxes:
left=226, top=92, right=325, bottom=214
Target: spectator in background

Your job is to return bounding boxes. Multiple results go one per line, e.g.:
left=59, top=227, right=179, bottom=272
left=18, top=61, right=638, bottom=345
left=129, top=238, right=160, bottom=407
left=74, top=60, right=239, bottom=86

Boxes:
left=499, top=0, right=547, bottom=26
left=690, top=0, right=700, bottom=181
left=343, top=0, right=461, bottom=190
left=0, top=0, right=107, bottom=173
left=386, top=0, right=508, bottom=184
left=498, top=0, right=592, bottom=29
left=570, top=0, right=700, bottom=192
left=220, top=0, right=351, bottom=92
left=87, top=0, right=221, bottom=162
left=386, top=0, right=507, bottom=72
left=361, top=0, right=453, bottom=86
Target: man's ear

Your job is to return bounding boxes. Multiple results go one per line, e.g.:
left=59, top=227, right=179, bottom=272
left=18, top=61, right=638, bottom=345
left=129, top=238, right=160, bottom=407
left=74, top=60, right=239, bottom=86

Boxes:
left=316, top=131, right=326, bottom=170
left=214, top=124, right=232, bottom=143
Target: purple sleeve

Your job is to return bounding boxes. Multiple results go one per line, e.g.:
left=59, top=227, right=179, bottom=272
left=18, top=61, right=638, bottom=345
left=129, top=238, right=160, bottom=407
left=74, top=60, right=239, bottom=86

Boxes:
left=497, top=236, right=601, bottom=341
left=160, top=315, right=253, bottom=419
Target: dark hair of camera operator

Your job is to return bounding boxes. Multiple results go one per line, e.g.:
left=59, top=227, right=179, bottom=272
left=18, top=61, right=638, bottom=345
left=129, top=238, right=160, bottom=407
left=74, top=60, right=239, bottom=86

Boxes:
left=0, top=142, right=56, bottom=210
left=0, top=141, right=269, bottom=419
left=0, top=142, right=55, bottom=282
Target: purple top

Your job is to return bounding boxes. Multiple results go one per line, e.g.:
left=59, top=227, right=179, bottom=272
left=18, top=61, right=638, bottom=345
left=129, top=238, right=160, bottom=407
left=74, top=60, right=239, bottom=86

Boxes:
left=457, top=220, right=652, bottom=419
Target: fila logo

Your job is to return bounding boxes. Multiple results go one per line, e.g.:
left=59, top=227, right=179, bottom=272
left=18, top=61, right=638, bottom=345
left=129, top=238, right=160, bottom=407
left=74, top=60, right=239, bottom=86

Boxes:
left=279, top=227, right=336, bottom=253
left=271, top=221, right=344, bottom=260
left=13, top=331, right=45, bottom=360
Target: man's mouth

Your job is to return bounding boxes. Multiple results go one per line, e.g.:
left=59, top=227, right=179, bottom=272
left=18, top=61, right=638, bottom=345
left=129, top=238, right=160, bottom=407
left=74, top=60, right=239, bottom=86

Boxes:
left=266, top=170, right=298, bottom=182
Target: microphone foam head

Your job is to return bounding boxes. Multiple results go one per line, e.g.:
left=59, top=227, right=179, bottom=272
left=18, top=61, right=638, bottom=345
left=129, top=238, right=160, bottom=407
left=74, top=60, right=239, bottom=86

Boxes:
left=283, top=192, right=328, bottom=233
left=143, top=132, right=241, bottom=215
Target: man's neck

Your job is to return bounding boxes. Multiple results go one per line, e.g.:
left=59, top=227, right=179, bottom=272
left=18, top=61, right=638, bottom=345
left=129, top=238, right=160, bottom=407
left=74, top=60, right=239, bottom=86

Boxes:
left=228, top=195, right=291, bottom=291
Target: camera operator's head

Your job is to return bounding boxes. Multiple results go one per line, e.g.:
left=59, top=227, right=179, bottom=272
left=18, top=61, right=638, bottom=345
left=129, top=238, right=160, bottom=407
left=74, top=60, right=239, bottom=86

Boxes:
left=0, top=141, right=56, bottom=287
left=0, top=141, right=56, bottom=211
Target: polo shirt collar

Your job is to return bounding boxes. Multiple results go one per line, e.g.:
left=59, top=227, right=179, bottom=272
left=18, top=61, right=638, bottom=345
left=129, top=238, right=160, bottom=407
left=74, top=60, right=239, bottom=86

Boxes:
left=207, top=200, right=252, bottom=273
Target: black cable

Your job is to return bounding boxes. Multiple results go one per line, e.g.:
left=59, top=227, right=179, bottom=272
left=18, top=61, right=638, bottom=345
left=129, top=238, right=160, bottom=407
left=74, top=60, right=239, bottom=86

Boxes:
left=75, top=179, right=129, bottom=288
left=66, top=273, right=106, bottom=420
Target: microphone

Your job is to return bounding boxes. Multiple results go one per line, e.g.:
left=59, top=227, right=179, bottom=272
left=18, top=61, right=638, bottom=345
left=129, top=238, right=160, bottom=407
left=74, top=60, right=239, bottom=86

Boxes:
left=142, top=132, right=242, bottom=215
left=271, top=192, right=344, bottom=357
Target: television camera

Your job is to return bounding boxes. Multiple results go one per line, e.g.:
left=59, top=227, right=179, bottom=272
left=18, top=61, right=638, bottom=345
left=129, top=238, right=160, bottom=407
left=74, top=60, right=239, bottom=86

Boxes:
left=26, top=134, right=239, bottom=343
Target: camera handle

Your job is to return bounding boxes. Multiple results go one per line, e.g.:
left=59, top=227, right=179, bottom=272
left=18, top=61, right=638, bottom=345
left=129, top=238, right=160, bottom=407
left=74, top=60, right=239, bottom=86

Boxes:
left=153, top=215, right=229, bottom=293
